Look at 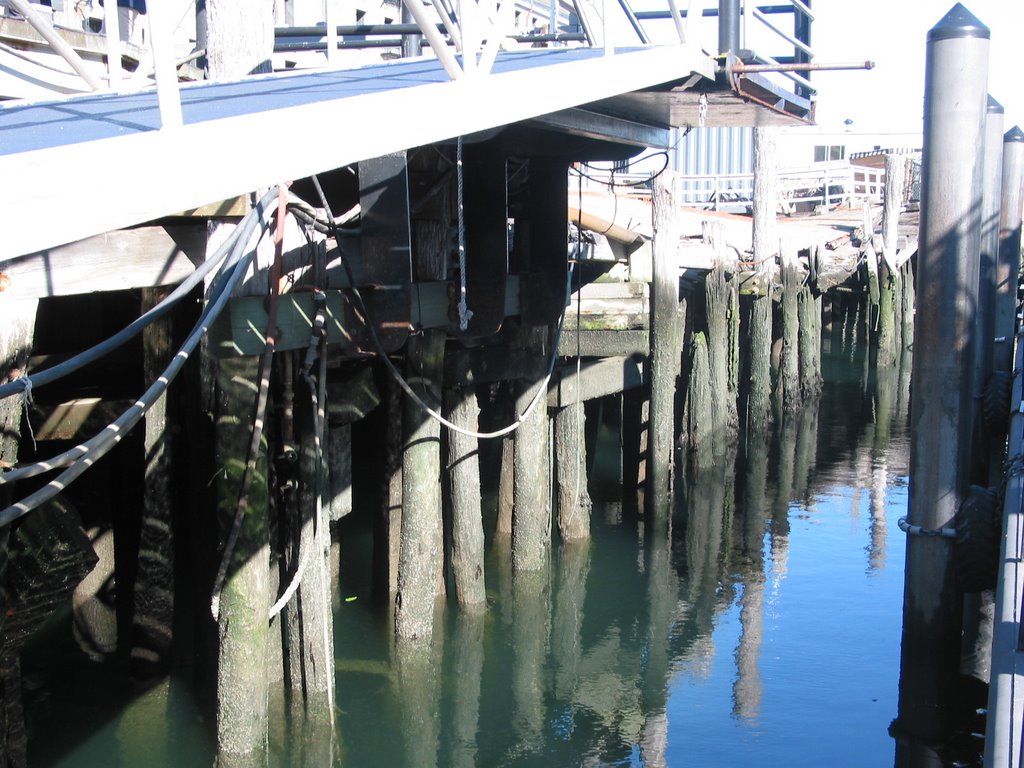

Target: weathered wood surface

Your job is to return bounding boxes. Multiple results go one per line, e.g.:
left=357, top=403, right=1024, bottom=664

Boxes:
left=395, top=330, right=446, bottom=642
left=0, top=225, right=206, bottom=300
left=445, top=386, right=486, bottom=610
left=554, top=399, right=591, bottom=541
left=747, top=127, right=777, bottom=432
left=647, top=173, right=680, bottom=522
left=214, top=354, right=270, bottom=760
left=548, top=356, right=644, bottom=407
left=512, top=328, right=551, bottom=572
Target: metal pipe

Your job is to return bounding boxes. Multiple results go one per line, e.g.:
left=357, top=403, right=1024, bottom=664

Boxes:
left=718, top=0, right=740, bottom=56
left=147, top=0, right=183, bottom=129
left=730, top=60, right=871, bottom=73
left=616, top=0, right=650, bottom=44
left=635, top=4, right=794, bottom=19
left=992, top=127, right=1024, bottom=377
left=972, top=95, right=1005, bottom=462
left=788, top=0, right=813, bottom=21
left=325, top=0, right=338, bottom=64
left=986, top=134, right=1024, bottom=767
left=102, top=0, right=121, bottom=89
left=665, top=0, right=687, bottom=44
left=897, top=3, right=990, bottom=745
left=750, top=5, right=811, bottom=56
left=6, top=0, right=104, bottom=90
left=401, top=0, right=463, bottom=79
left=400, top=3, right=422, bottom=59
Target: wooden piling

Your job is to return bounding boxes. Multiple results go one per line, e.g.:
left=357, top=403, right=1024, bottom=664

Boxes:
left=512, top=327, right=551, bottom=573
left=776, top=241, right=801, bottom=414
left=214, top=355, right=270, bottom=761
left=395, top=330, right=446, bottom=643
left=445, top=385, right=486, bottom=610
left=706, top=224, right=740, bottom=441
left=554, top=398, right=591, bottom=541
left=748, top=127, right=777, bottom=431
left=131, top=287, right=176, bottom=685
left=878, top=154, right=908, bottom=367
left=685, top=333, right=714, bottom=472
left=294, top=372, right=334, bottom=709
left=648, top=172, right=681, bottom=521
left=380, top=377, right=403, bottom=601
left=798, top=281, right=822, bottom=400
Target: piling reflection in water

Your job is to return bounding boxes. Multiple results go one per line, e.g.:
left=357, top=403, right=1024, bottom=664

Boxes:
left=22, top=318, right=913, bottom=767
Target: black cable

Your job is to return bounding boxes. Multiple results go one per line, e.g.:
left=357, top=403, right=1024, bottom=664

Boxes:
left=0, top=187, right=282, bottom=401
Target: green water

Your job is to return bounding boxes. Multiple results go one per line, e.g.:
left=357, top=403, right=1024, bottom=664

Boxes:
left=22, top=343, right=914, bottom=767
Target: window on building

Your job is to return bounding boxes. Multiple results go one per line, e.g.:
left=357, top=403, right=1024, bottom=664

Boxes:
left=814, top=145, right=847, bottom=162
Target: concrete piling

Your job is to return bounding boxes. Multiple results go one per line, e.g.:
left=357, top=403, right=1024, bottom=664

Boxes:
left=898, top=3, right=990, bottom=743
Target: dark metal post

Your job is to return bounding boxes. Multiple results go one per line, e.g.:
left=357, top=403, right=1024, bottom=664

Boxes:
left=717, top=0, right=740, bottom=57
left=898, top=2, right=989, bottom=745
left=794, top=0, right=812, bottom=99
left=968, top=96, right=1004, bottom=484
left=401, top=3, right=422, bottom=59
left=992, top=126, right=1024, bottom=376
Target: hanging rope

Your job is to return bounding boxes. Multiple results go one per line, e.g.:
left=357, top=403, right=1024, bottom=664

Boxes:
left=456, top=136, right=473, bottom=332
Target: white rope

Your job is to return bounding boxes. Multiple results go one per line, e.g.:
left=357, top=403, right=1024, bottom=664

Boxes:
left=384, top=262, right=575, bottom=441
left=456, top=136, right=473, bottom=332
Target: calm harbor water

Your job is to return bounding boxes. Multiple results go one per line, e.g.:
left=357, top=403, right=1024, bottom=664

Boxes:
left=23, top=340, right=914, bottom=767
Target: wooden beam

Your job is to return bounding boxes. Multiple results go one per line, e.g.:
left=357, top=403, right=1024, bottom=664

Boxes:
left=0, top=224, right=207, bottom=300
left=547, top=356, right=644, bottom=407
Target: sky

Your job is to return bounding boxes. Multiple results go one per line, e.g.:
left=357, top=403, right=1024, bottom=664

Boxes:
left=807, top=1, right=1023, bottom=136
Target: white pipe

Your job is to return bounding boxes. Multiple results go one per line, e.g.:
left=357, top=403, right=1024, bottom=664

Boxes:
left=479, top=0, right=514, bottom=74
left=401, top=0, right=463, bottom=79
left=103, top=0, right=121, bottom=89
left=146, top=0, right=183, bottom=129
left=432, top=0, right=463, bottom=52
left=666, top=0, right=686, bottom=44
left=324, top=0, right=338, bottom=65
left=458, top=0, right=478, bottom=75
left=7, top=0, right=104, bottom=90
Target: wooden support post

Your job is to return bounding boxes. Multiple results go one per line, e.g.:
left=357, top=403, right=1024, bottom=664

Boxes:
left=131, top=287, right=176, bottom=685
left=462, top=144, right=509, bottom=336
left=748, top=127, right=777, bottom=431
left=554, top=399, right=591, bottom=541
left=358, top=153, right=412, bottom=353
left=705, top=235, right=738, bottom=445
left=214, top=355, right=270, bottom=761
left=378, top=376, right=403, bottom=602
left=878, top=155, right=907, bottom=368
left=621, top=387, right=648, bottom=517
left=776, top=241, right=801, bottom=414
left=395, top=331, right=446, bottom=643
left=445, top=386, right=486, bottom=610
left=512, top=327, right=550, bottom=573
left=496, top=430, right=515, bottom=537
left=685, top=333, right=714, bottom=473
left=798, top=282, right=822, bottom=400
left=0, top=296, right=36, bottom=767
left=648, top=172, right=680, bottom=523
left=294, top=371, right=334, bottom=710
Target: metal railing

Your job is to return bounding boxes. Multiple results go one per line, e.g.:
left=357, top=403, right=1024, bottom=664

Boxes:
left=580, top=160, right=886, bottom=213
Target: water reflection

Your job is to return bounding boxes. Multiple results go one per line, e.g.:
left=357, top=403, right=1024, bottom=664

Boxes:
left=26, top=330, right=914, bottom=767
